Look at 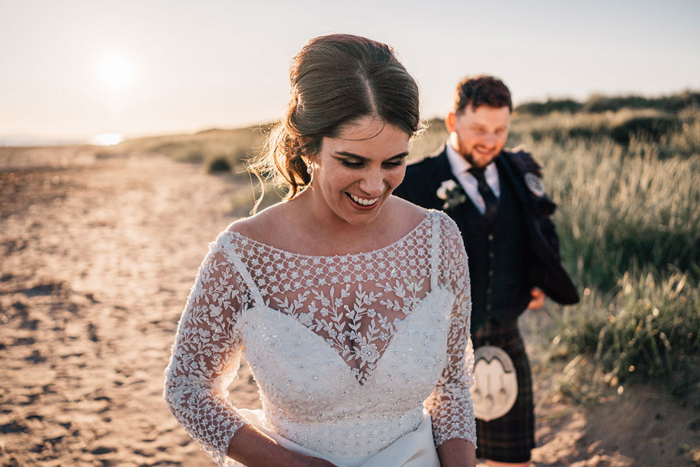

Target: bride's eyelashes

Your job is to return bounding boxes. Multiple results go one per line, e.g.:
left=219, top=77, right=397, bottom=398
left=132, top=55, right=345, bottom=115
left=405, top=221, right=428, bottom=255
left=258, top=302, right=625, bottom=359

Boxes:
left=335, top=157, right=406, bottom=169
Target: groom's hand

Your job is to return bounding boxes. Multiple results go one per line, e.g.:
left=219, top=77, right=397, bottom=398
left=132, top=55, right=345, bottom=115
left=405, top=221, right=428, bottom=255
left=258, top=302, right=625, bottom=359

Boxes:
left=527, top=287, right=546, bottom=310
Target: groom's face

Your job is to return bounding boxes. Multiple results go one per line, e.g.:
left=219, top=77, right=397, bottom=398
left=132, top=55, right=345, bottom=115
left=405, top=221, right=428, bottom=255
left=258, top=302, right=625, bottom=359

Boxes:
left=447, top=104, right=511, bottom=168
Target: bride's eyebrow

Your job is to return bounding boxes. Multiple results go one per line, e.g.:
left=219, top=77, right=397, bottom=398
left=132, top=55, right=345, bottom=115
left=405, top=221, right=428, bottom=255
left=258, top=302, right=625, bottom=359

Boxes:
left=334, top=151, right=409, bottom=161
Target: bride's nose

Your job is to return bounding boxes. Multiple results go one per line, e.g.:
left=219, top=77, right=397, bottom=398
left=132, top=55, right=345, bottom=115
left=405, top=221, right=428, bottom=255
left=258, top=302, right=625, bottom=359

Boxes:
left=358, top=169, right=385, bottom=196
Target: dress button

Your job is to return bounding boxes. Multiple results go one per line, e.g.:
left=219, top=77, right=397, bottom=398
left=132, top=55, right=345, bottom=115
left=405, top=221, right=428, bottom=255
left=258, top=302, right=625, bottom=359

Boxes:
left=488, top=234, right=494, bottom=241
left=489, top=252, right=495, bottom=258
left=489, top=270, right=494, bottom=276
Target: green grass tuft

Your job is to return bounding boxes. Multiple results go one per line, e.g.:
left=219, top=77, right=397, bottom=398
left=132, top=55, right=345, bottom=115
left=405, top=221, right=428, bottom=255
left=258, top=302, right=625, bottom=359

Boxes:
left=551, top=268, right=700, bottom=395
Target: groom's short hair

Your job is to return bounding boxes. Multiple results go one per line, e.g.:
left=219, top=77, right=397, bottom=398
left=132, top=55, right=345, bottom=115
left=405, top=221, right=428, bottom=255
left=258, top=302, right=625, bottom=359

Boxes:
left=453, top=75, right=512, bottom=113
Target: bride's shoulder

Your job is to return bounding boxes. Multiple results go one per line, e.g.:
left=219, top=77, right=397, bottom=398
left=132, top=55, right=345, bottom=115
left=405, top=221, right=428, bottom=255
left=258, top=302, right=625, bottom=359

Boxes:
left=224, top=202, right=288, bottom=242
left=389, top=194, right=428, bottom=223
left=389, top=196, right=456, bottom=231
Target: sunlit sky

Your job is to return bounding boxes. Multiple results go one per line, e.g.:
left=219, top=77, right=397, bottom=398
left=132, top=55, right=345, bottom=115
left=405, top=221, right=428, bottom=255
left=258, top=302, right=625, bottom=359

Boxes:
left=1, top=0, right=699, bottom=139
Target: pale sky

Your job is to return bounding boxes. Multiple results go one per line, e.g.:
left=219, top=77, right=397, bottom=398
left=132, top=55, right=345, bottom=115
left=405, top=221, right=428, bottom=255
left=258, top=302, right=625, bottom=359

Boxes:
left=1, top=0, right=699, bottom=139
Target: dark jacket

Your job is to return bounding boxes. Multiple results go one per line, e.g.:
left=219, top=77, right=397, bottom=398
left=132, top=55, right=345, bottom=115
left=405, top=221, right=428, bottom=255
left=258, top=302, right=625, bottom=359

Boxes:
left=394, top=146, right=579, bottom=306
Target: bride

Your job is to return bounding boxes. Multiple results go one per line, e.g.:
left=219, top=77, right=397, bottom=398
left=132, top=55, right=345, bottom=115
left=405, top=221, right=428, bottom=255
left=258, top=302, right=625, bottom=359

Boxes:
left=164, top=34, right=477, bottom=467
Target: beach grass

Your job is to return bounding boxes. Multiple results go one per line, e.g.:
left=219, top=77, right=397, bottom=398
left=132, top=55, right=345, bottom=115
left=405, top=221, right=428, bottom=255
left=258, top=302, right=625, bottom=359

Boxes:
left=550, top=268, right=700, bottom=400
left=518, top=104, right=700, bottom=396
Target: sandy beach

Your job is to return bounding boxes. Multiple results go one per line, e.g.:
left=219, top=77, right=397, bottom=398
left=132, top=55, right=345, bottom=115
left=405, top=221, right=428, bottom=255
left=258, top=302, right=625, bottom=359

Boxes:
left=1, top=147, right=697, bottom=466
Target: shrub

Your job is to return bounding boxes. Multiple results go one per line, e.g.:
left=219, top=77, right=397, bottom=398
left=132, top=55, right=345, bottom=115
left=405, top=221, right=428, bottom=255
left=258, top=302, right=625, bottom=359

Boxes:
left=515, top=90, right=700, bottom=117
left=584, top=92, right=700, bottom=114
left=515, top=99, right=583, bottom=116
left=610, top=114, right=681, bottom=145
left=206, top=156, right=232, bottom=173
left=552, top=269, right=700, bottom=393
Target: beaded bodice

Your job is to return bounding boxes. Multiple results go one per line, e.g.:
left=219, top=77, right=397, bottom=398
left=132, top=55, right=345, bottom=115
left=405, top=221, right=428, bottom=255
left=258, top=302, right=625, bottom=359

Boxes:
left=164, top=210, right=476, bottom=466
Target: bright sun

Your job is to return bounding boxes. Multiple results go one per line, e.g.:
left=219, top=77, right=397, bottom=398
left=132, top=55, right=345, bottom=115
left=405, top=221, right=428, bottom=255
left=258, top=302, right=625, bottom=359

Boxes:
left=100, top=55, right=134, bottom=89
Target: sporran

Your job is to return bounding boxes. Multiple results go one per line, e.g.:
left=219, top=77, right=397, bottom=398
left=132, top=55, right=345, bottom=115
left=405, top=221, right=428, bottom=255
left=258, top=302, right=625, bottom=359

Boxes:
left=472, top=346, right=518, bottom=421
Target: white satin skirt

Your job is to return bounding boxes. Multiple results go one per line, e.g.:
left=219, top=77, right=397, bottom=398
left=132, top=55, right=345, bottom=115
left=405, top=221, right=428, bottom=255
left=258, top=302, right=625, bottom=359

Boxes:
left=233, top=409, right=440, bottom=467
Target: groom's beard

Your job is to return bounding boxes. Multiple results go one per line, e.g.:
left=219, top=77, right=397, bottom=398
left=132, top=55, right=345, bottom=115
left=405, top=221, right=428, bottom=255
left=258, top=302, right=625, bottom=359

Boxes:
left=459, top=147, right=501, bottom=169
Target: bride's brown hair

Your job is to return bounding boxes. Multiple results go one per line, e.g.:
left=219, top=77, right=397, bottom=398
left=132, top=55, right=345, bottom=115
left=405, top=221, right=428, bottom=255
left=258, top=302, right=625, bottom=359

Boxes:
left=249, top=34, right=422, bottom=210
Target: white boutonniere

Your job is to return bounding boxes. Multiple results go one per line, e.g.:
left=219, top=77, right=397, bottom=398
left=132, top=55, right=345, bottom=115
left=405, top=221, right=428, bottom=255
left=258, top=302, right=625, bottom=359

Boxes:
left=436, top=180, right=467, bottom=211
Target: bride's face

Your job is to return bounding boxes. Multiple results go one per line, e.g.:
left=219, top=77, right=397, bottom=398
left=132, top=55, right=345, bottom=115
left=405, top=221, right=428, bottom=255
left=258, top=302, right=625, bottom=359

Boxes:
left=308, top=116, right=410, bottom=227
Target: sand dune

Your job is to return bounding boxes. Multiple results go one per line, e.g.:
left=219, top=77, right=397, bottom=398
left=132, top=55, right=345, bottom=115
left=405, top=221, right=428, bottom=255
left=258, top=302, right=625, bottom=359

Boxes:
left=0, top=147, right=696, bottom=466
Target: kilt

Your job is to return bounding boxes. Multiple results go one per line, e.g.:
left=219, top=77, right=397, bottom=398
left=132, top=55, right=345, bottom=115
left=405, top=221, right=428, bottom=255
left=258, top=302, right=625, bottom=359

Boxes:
left=472, top=321, right=535, bottom=463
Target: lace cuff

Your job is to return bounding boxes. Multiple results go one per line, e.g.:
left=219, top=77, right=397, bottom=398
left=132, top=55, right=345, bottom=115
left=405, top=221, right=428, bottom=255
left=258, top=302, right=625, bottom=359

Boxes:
left=427, top=338, right=478, bottom=447
left=163, top=380, right=247, bottom=465
left=426, top=341, right=478, bottom=448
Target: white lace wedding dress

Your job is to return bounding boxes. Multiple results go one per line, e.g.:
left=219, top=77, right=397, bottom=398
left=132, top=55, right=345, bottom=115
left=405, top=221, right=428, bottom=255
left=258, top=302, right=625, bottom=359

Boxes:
left=164, top=210, right=477, bottom=466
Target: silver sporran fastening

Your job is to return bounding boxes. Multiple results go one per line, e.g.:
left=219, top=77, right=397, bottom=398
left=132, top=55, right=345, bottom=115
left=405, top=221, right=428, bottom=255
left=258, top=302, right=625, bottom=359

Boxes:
left=472, top=346, right=518, bottom=421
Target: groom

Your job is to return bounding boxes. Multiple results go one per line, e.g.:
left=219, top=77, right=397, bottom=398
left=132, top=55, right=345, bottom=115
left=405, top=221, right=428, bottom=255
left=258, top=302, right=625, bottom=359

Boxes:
left=394, top=75, right=579, bottom=466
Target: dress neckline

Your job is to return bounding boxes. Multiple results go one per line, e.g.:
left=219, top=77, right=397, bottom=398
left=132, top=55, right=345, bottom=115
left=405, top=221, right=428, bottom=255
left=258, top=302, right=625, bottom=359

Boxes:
left=224, top=210, right=437, bottom=259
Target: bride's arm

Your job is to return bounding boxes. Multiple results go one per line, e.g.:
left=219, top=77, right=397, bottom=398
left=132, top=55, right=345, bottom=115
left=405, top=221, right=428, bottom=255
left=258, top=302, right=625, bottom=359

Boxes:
left=424, top=217, right=477, bottom=467
left=227, top=425, right=336, bottom=467
left=437, top=438, right=476, bottom=467
left=163, top=239, right=249, bottom=465
left=164, top=236, right=336, bottom=467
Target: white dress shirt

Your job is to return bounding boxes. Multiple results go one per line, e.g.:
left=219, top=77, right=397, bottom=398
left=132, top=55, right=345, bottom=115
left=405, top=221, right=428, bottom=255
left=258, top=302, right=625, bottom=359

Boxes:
left=445, top=143, right=501, bottom=215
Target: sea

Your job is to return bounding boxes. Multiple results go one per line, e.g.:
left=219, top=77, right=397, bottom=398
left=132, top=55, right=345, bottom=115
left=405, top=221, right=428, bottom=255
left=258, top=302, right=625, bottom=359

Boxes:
left=0, top=133, right=124, bottom=147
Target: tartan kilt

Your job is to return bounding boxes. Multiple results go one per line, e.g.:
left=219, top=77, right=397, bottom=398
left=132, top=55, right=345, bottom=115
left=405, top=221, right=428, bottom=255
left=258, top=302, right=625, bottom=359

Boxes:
left=472, top=321, right=535, bottom=463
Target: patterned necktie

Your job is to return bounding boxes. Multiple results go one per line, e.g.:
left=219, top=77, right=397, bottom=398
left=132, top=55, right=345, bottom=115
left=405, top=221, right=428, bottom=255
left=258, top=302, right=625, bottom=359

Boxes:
left=468, top=166, right=499, bottom=225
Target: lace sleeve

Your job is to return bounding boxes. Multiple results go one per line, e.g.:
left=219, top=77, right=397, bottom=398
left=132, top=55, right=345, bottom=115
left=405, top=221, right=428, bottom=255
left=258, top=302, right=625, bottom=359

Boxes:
left=424, top=214, right=477, bottom=448
left=163, top=234, right=250, bottom=466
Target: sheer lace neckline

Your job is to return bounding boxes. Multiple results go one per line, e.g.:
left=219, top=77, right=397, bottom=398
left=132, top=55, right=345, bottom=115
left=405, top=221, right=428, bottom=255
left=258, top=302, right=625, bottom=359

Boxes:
left=224, top=210, right=434, bottom=259
left=220, top=210, right=443, bottom=385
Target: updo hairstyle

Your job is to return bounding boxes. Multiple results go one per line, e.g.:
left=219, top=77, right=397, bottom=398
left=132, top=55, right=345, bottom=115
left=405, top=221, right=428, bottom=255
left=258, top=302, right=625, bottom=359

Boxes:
left=251, top=34, right=422, bottom=204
